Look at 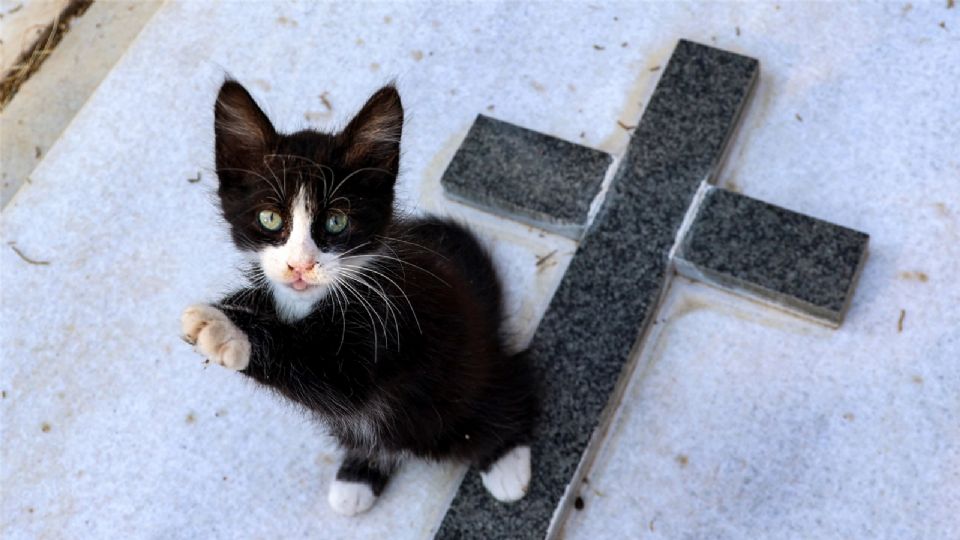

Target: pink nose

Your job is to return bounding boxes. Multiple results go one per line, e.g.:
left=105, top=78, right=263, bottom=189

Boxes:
left=287, top=261, right=316, bottom=273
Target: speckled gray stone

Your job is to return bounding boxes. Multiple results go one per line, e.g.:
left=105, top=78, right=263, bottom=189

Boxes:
left=441, top=115, right=613, bottom=239
left=675, top=186, right=869, bottom=326
left=436, top=40, right=758, bottom=539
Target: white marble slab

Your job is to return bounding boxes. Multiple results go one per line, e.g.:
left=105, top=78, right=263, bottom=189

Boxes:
left=561, top=2, right=960, bottom=538
left=1, top=0, right=163, bottom=206
left=2, top=1, right=958, bottom=539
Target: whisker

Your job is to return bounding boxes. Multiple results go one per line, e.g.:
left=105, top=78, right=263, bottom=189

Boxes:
left=265, top=153, right=335, bottom=200
left=338, top=270, right=397, bottom=349
left=375, top=236, right=450, bottom=261
left=328, top=167, right=391, bottom=200
left=218, top=166, right=285, bottom=204
left=339, top=267, right=403, bottom=344
left=352, top=251, right=451, bottom=288
left=335, top=241, right=372, bottom=259
left=335, top=274, right=383, bottom=361
left=341, top=263, right=422, bottom=335
left=329, top=280, right=349, bottom=356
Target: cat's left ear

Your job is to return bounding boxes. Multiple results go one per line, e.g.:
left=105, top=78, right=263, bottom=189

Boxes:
left=341, top=85, right=403, bottom=171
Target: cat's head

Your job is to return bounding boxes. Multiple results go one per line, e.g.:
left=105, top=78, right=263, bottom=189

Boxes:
left=213, top=80, right=402, bottom=321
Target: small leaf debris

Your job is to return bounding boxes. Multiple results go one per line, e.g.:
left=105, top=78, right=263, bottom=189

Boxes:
left=593, top=44, right=605, bottom=51
left=897, top=309, right=906, bottom=333
left=188, top=171, right=202, bottom=183
left=9, top=243, right=49, bottom=265
left=795, top=113, right=803, bottom=122
left=41, top=422, right=51, bottom=433
left=319, top=92, right=333, bottom=111
left=536, top=249, right=558, bottom=268
left=617, top=120, right=636, bottom=130
left=649, top=65, right=661, bottom=72
left=898, top=270, right=928, bottom=282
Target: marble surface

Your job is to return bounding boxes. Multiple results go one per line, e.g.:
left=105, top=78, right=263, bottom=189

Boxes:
left=438, top=39, right=757, bottom=539
left=2, top=2, right=958, bottom=539
left=441, top=114, right=613, bottom=239
left=561, top=276, right=960, bottom=539
left=1, top=0, right=163, bottom=206
left=676, top=186, right=869, bottom=325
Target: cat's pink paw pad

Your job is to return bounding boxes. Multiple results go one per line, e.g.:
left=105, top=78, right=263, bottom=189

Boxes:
left=180, top=304, right=250, bottom=371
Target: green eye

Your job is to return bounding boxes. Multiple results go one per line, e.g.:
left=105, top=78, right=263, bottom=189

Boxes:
left=325, top=210, right=349, bottom=234
left=258, top=209, right=283, bottom=231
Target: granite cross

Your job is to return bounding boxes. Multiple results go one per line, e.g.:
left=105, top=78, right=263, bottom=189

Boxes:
left=436, top=40, right=869, bottom=539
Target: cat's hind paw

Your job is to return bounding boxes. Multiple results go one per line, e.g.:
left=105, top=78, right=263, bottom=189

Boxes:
left=480, top=445, right=531, bottom=502
left=328, top=479, right=377, bottom=516
left=180, top=304, right=250, bottom=371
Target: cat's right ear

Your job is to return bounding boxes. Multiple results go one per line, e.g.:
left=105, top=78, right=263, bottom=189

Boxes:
left=214, top=80, right=277, bottom=181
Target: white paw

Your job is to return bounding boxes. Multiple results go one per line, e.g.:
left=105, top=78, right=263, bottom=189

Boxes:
left=180, top=304, right=250, bottom=371
left=480, top=445, right=531, bottom=502
left=328, top=479, right=377, bottom=516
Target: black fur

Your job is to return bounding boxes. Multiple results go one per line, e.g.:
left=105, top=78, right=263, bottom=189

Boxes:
left=208, top=81, right=538, bottom=496
left=336, top=450, right=395, bottom=496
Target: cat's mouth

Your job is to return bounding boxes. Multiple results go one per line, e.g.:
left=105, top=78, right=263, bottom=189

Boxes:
left=289, top=278, right=316, bottom=291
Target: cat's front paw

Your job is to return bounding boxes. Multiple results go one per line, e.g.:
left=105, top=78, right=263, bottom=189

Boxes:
left=328, top=479, right=377, bottom=516
left=180, top=304, right=250, bottom=371
left=480, top=445, right=531, bottom=503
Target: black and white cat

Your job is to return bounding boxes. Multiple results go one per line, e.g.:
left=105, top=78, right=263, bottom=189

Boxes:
left=180, top=81, right=538, bottom=516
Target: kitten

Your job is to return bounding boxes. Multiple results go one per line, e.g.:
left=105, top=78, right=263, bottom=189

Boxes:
left=180, top=81, right=538, bottom=516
